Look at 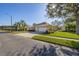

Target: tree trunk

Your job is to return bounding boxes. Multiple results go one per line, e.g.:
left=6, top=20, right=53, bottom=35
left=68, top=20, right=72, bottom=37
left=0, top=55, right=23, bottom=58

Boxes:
left=76, top=17, right=79, bottom=34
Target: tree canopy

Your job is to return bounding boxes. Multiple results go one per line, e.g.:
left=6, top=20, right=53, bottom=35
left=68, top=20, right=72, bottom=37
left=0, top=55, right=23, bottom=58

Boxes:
left=46, top=3, right=79, bottom=34
left=46, top=3, right=79, bottom=18
left=14, top=20, right=28, bottom=31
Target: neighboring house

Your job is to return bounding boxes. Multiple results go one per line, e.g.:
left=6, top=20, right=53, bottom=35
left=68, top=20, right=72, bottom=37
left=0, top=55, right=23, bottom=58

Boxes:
left=33, top=22, right=53, bottom=33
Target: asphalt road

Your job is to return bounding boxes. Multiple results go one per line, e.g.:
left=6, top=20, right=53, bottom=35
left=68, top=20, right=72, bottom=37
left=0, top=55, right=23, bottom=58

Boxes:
left=0, top=33, right=79, bottom=56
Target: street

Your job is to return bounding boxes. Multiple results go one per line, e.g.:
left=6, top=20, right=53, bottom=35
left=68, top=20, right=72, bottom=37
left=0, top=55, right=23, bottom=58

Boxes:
left=0, top=33, right=79, bottom=56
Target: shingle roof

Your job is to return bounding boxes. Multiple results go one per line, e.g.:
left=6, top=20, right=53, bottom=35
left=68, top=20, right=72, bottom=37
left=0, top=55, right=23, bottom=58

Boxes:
left=35, top=22, right=49, bottom=25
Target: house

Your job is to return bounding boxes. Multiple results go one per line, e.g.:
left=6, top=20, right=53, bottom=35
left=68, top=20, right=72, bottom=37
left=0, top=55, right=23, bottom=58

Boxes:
left=33, top=22, right=53, bottom=33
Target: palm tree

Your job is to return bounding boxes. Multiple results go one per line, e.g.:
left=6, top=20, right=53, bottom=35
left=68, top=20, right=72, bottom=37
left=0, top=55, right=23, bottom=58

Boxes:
left=20, top=20, right=27, bottom=31
left=14, top=20, right=27, bottom=31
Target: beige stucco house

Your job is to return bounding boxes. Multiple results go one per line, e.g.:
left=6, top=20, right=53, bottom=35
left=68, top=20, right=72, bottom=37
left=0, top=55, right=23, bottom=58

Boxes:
left=33, top=22, right=54, bottom=33
left=27, top=22, right=61, bottom=33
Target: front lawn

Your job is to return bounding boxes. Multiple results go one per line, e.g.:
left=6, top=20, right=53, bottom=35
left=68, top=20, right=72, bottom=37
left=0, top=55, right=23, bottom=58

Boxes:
left=32, top=35, right=79, bottom=49
left=46, top=31, right=79, bottom=39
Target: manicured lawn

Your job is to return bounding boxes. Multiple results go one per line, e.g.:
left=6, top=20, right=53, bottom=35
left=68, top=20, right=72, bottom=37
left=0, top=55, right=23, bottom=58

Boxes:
left=45, top=31, right=79, bottom=39
left=32, top=35, right=79, bottom=49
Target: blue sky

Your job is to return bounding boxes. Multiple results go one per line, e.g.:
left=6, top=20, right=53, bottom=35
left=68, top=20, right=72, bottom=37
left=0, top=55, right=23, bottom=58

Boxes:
left=0, top=3, right=54, bottom=26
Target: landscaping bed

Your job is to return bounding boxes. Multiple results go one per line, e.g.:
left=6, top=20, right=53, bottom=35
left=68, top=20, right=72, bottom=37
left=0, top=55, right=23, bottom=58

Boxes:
left=32, top=35, right=79, bottom=49
left=45, top=31, right=79, bottom=40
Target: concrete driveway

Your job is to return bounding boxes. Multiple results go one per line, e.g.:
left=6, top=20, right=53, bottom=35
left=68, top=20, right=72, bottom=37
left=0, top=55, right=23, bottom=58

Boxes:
left=0, top=33, right=79, bottom=56
left=15, top=32, right=39, bottom=38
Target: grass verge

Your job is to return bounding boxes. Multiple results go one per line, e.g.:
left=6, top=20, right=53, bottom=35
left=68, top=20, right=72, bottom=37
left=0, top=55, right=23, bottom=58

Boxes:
left=32, top=35, right=79, bottom=49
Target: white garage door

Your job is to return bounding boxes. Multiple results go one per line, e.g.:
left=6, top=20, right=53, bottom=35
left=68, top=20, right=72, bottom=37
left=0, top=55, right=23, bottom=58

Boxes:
left=38, top=28, right=47, bottom=32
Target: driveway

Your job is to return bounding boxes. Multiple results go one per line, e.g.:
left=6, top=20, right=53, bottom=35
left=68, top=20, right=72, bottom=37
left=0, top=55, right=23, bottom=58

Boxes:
left=0, top=33, right=79, bottom=56
left=15, top=32, right=39, bottom=38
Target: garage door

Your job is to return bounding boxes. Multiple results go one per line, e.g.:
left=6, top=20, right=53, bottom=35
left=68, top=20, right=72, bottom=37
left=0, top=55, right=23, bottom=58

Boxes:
left=38, top=28, right=47, bottom=32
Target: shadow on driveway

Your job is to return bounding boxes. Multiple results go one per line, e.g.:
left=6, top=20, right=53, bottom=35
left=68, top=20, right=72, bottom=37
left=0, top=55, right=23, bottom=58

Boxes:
left=0, top=32, right=9, bottom=34
left=29, top=45, right=79, bottom=56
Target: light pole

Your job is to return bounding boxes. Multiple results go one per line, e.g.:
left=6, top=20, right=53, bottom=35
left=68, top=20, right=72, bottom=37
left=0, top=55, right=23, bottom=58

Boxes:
left=11, top=16, right=12, bottom=27
left=5, top=14, right=13, bottom=32
left=11, top=16, right=12, bottom=32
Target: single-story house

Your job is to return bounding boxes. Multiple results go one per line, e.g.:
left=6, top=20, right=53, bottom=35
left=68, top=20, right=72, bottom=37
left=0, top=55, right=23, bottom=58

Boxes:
left=33, top=22, right=53, bottom=33
left=27, top=22, right=60, bottom=33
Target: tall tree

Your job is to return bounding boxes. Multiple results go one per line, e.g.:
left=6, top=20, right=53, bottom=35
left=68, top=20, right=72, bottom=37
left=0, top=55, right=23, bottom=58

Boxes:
left=51, top=20, right=62, bottom=26
left=51, top=20, right=62, bottom=31
left=46, top=3, right=79, bottom=34
left=14, top=20, right=27, bottom=31
left=64, top=16, right=76, bottom=32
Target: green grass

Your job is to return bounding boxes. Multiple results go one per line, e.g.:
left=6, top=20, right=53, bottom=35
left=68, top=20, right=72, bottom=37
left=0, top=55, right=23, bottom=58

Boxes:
left=32, top=35, right=79, bottom=49
left=45, top=31, right=79, bottom=39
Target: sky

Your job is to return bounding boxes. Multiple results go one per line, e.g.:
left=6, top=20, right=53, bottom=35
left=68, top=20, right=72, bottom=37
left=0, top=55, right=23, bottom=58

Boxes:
left=0, top=3, right=54, bottom=26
